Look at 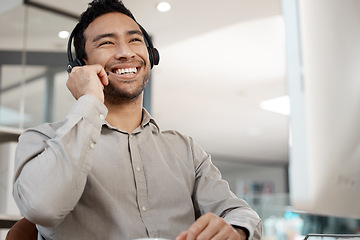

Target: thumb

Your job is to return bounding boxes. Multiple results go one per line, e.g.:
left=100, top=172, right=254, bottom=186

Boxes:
left=98, top=68, right=109, bottom=86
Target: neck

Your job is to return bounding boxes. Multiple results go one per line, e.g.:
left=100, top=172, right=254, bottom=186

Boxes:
left=104, top=97, right=143, bottom=133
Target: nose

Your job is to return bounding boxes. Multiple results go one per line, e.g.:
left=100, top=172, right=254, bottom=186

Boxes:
left=114, top=42, right=135, bottom=60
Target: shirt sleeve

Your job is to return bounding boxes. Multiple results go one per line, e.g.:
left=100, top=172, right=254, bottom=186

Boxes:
left=190, top=137, right=263, bottom=240
left=13, top=95, right=108, bottom=228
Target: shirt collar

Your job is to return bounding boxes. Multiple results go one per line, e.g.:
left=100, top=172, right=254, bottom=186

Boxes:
left=103, top=108, right=160, bottom=134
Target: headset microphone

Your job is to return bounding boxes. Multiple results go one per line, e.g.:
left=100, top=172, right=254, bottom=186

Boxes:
left=67, top=23, right=160, bottom=73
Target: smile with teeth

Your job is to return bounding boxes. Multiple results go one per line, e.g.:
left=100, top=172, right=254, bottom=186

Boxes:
left=113, top=67, right=138, bottom=75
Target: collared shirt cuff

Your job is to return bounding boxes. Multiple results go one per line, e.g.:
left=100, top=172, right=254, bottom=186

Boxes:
left=70, top=95, right=108, bottom=127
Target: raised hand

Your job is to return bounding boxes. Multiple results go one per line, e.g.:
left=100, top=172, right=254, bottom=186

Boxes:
left=66, top=64, right=109, bottom=103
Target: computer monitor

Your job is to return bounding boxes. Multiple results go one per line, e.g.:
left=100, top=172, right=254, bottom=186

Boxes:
left=282, top=0, right=360, bottom=219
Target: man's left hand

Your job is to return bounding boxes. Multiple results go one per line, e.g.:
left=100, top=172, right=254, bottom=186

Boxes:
left=176, top=212, right=247, bottom=240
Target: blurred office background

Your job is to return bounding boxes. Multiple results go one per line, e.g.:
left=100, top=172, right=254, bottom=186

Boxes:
left=0, top=0, right=359, bottom=239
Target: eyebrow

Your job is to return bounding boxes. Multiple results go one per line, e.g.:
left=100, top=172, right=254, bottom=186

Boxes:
left=92, top=30, right=144, bottom=43
left=92, top=33, right=116, bottom=43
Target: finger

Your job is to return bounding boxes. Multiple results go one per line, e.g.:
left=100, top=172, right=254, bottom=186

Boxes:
left=206, top=228, right=227, bottom=240
left=185, top=214, right=212, bottom=240
left=176, top=231, right=188, bottom=240
left=97, top=67, right=109, bottom=86
left=196, top=214, right=241, bottom=240
left=195, top=215, right=224, bottom=240
left=207, top=224, right=239, bottom=240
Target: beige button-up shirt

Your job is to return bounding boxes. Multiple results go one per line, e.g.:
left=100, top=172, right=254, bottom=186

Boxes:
left=13, top=95, right=262, bottom=240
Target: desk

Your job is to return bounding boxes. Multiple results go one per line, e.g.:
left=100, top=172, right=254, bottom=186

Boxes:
left=0, top=126, right=22, bottom=229
left=0, top=214, right=21, bottom=229
left=0, top=126, right=22, bottom=143
left=305, top=233, right=360, bottom=240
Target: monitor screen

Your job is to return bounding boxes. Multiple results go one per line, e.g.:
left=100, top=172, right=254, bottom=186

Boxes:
left=282, top=0, right=360, bottom=219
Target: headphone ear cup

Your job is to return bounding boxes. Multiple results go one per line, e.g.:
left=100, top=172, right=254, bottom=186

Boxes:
left=67, top=58, right=84, bottom=73
left=67, top=61, right=76, bottom=74
left=148, top=47, right=160, bottom=69
left=152, top=48, right=160, bottom=66
left=147, top=47, right=154, bottom=68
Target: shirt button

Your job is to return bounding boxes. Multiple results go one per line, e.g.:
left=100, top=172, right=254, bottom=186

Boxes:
left=90, top=142, right=95, bottom=149
left=99, top=114, right=105, bottom=120
left=130, top=134, right=133, bottom=138
left=141, top=206, right=147, bottom=212
left=136, top=167, right=141, bottom=172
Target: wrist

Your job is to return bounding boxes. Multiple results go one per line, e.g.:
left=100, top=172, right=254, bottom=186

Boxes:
left=233, top=226, right=249, bottom=240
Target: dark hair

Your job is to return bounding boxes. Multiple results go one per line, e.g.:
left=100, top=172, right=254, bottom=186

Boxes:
left=73, top=0, right=136, bottom=62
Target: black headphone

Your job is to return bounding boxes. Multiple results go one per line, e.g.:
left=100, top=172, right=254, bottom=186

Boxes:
left=67, top=23, right=160, bottom=73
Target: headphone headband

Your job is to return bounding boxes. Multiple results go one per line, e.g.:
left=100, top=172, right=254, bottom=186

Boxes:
left=67, top=22, right=160, bottom=73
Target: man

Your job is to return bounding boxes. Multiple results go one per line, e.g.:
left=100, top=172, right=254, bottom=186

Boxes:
left=13, top=0, right=262, bottom=239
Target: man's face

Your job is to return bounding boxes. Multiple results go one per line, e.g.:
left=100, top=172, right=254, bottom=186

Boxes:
left=83, top=12, right=150, bottom=104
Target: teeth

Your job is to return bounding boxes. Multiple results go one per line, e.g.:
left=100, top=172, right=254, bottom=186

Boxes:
left=114, top=67, right=137, bottom=75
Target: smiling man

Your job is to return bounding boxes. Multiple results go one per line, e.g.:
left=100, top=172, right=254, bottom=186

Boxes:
left=12, top=1, right=262, bottom=240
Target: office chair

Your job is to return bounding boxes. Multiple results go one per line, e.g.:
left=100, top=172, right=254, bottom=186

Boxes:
left=5, top=217, right=37, bottom=240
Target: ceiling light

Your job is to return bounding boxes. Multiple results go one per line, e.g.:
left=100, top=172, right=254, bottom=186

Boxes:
left=157, top=2, right=171, bottom=12
left=58, top=30, right=69, bottom=39
left=260, top=95, right=290, bottom=115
